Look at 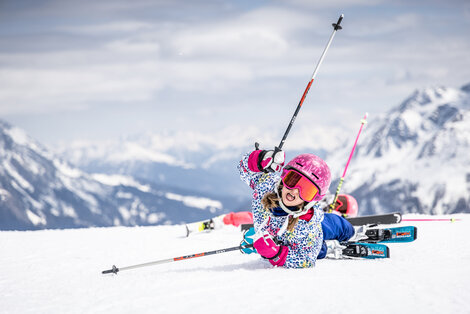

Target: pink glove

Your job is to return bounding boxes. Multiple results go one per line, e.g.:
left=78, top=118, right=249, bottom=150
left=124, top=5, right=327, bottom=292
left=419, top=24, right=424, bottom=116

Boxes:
left=248, top=149, right=285, bottom=173
left=253, top=232, right=288, bottom=267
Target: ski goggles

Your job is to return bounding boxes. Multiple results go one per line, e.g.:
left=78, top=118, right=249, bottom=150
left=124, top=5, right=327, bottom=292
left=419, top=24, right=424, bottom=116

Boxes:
left=281, top=168, right=320, bottom=202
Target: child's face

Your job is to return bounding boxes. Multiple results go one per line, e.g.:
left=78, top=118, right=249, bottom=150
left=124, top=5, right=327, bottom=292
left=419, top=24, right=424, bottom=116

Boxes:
left=281, top=185, right=304, bottom=207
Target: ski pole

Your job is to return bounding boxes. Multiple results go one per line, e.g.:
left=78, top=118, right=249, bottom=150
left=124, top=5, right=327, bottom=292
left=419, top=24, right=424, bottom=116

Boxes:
left=277, top=14, right=344, bottom=152
left=101, top=243, right=253, bottom=274
left=328, top=113, right=368, bottom=213
left=402, top=218, right=461, bottom=222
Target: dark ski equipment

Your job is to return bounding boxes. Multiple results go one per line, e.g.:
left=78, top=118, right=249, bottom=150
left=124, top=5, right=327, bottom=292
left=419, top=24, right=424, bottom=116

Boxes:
left=358, top=226, right=417, bottom=243
left=240, top=212, right=403, bottom=232
left=346, top=212, right=402, bottom=226
left=340, top=242, right=390, bottom=259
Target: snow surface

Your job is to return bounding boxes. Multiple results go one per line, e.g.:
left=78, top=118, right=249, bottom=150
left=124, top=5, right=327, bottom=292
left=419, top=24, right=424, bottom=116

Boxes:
left=1, top=214, right=469, bottom=314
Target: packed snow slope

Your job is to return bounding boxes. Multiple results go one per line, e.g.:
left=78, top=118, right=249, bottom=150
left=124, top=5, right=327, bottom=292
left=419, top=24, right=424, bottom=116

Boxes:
left=1, top=214, right=469, bottom=314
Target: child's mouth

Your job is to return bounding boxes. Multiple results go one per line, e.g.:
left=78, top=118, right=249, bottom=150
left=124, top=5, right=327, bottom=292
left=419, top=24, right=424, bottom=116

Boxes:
left=286, top=192, right=295, bottom=202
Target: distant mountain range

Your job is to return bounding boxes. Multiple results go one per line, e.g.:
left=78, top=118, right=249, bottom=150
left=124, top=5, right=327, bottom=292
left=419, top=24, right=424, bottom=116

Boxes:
left=326, top=83, right=470, bottom=215
left=0, top=120, right=233, bottom=230
left=2, top=82, right=469, bottom=230
left=57, top=126, right=332, bottom=198
left=60, top=83, right=470, bottom=217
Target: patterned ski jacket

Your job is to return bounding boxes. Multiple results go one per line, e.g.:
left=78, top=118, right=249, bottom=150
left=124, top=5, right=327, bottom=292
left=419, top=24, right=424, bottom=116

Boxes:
left=238, top=151, right=324, bottom=268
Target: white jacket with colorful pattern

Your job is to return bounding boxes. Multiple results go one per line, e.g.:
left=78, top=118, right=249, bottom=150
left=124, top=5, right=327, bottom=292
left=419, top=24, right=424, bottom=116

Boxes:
left=238, top=151, right=324, bottom=268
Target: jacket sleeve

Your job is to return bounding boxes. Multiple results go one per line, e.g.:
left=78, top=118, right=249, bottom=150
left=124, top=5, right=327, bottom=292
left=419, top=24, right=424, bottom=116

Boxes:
left=238, top=151, right=280, bottom=230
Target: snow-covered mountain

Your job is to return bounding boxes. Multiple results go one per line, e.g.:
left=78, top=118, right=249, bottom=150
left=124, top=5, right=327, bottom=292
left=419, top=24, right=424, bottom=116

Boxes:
left=54, top=82, right=470, bottom=217
left=57, top=127, right=333, bottom=198
left=0, top=120, right=231, bottom=230
left=10, top=81, right=469, bottom=227
left=327, top=83, right=470, bottom=215
left=57, top=129, right=259, bottom=198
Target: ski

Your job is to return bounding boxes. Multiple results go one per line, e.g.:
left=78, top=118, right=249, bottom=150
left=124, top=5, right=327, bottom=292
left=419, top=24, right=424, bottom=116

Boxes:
left=240, top=212, right=402, bottom=232
left=240, top=223, right=254, bottom=232
left=346, top=212, right=402, bottom=226
left=185, top=218, right=216, bottom=237
left=186, top=212, right=254, bottom=236
left=358, top=226, right=417, bottom=243
left=340, top=242, right=390, bottom=259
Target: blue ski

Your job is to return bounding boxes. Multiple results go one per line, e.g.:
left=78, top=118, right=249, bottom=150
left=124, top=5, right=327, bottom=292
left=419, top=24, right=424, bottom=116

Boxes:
left=360, top=226, right=417, bottom=243
left=341, top=242, right=390, bottom=259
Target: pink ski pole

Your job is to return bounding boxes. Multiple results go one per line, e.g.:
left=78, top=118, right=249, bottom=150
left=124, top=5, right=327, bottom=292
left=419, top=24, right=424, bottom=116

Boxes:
left=329, top=113, right=368, bottom=212
left=402, top=218, right=461, bottom=222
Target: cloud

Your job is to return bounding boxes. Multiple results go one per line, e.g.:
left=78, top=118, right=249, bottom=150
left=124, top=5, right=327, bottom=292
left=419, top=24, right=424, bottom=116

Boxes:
left=272, top=0, right=385, bottom=8
left=63, top=21, right=156, bottom=35
left=58, top=122, right=346, bottom=163
left=1, top=0, right=469, bottom=147
left=0, top=5, right=327, bottom=115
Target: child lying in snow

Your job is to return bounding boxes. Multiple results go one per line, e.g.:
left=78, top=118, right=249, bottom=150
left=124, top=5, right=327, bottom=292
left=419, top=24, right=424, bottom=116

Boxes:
left=220, top=192, right=358, bottom=229
left=238, top=147, right=355, bottom=268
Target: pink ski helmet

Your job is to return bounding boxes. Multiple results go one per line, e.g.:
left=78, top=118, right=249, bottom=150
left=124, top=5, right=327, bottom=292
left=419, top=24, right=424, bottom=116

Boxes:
left=335, top=194, right=358, bottom=217
left=281, top=154, right=331, bottom=202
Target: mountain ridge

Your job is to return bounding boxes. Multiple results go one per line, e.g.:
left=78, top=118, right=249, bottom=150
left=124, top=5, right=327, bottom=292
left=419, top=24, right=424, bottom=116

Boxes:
left=326, top=83, right=470, bottom=215
left=0, top=120, right=230, bottom=230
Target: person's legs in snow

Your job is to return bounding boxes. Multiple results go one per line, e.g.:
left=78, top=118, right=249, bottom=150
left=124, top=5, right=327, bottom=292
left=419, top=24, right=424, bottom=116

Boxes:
left=317, top=213, right=354, bottom=259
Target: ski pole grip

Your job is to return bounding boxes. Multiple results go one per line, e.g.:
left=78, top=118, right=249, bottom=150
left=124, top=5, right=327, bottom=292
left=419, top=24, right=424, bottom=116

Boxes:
left=333, top=14, right=344, bottom=30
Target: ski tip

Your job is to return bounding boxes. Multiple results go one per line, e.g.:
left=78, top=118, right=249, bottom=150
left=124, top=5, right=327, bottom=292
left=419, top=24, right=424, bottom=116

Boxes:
left=185, top=225, right=190, bottom=237
left=241, top=223, right=254, bottom=231
left=385, top=246, right=390, bottom=258
left=413, top=226, right=418, bottom=240
left=394, top=212, right=403, bottom=223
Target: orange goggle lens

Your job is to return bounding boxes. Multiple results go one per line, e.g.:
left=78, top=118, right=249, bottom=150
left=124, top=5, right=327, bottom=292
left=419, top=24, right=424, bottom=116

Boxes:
left=282, top=170, right=319, bottom=202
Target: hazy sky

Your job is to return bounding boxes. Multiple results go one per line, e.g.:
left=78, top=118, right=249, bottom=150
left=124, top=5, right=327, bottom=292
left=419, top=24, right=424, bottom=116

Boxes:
left=1, top=0, right=469, bottom=149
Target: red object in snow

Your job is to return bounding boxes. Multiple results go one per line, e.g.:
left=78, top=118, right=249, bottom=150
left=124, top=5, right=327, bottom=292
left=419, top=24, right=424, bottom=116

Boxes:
left=223, top=212, right=253, bottom=227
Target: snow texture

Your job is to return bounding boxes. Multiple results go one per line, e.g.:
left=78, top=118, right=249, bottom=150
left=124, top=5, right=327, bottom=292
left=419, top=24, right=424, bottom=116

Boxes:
left=1, top=214, right=469, bottom=314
